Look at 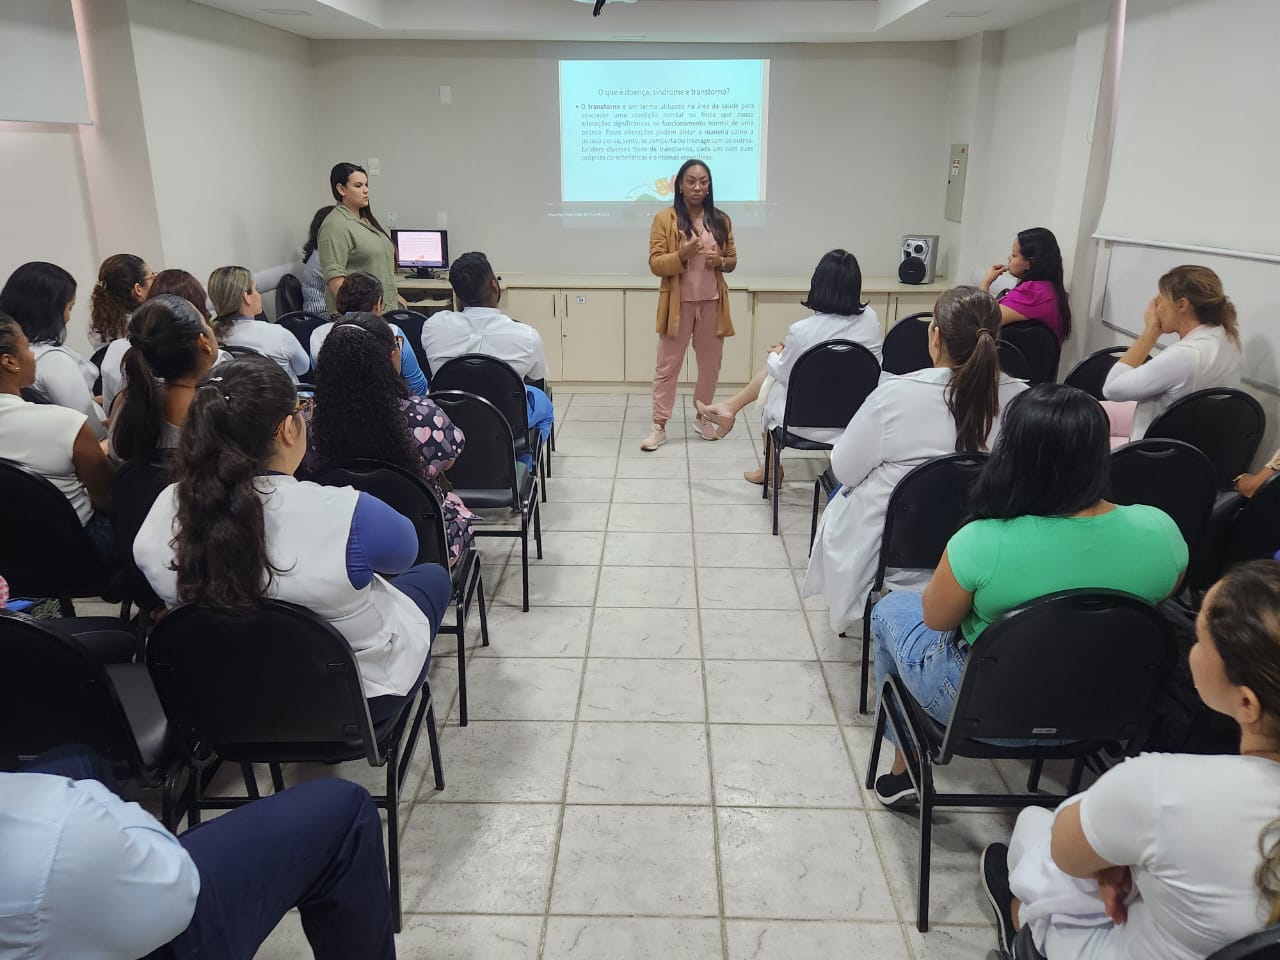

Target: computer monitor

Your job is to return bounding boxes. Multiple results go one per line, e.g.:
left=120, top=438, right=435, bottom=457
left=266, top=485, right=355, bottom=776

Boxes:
left=392, top=229, right=449, bottom=279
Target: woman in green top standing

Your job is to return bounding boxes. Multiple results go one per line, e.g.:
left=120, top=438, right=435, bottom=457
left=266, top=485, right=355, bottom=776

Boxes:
left=868, top=384, right=1188, bottom=809
left=317, top=162, right=405, bottom=315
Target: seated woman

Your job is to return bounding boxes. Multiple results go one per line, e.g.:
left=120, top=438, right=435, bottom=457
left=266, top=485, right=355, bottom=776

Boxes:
left=804, top=286, right=1026, bottom=635
left=133, top=355, right=453, bottom=722
left=88, top=254, right=154, bottom=351
left=868, top=383, right=1188, bottom=808
left=694, top=249, right=883, bottom=482
left=0, top=314, right=115, bottom=556
left=301, top=205, right=333, bottom=316
left=308, top=271, right=428, bottom=395
left=108, top=295, right=220, bottom=464
left=207, top=265, right=310, bottom=382
left=979, top=227, right=1072, bottom=343
left=981, top=559, right=1280, bottom=960
left=0, top=261, right=106, bottom=439
left=308, top=313, right=473, bottom=566
left=101, top=268, right=217, bottom=416
left=1102, top=265, right=1243, bottom=442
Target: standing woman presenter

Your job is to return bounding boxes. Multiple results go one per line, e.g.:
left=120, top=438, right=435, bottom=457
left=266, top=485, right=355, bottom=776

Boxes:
left=317, top=162, right=406, bottom=316
left=641, top=158, right=737, bottom=451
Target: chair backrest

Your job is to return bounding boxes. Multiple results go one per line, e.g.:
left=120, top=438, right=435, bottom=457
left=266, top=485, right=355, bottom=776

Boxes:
left=145, top=600, right=378, bottom=761
left=1145, top=387, right=1266, bottom=489
left=1223, top=472, right=1280, bottom=570
left=275, top=272, right=303, bottom=317
left=431, top=354, right=531, bottom=438
left=90, top=343, right=110, bottom=397
left=383, top=309, right=432, bottom=375
left=875, top=453, right=989, bottom=588
left=1205, top=925, right=1280, bottom=960
left=313, top=459, right=450, bottom=568
left=1109, top=439, right=1217, bottom=556
left=0, top=458, right=107, bottom=600
left=781, top=339, right=880, bottom=433
left=110, top=459, right=172, bottom=610
left=940, top=590, right=1175, bottom=758
left=277, top=310, right=331, bottom=356
left=1062, top=345, right=1127, bottom=400
left=0, top=610, right=143, bottom=770
left=996, top=338, right=1031, bottom=380
left=427, top=390, right=520, bottom=500
left=1000, top=321, right=1061, bottom=385
left=220, top=343, right=264, bottom=359
left=881, top=311, right=933, bottom=375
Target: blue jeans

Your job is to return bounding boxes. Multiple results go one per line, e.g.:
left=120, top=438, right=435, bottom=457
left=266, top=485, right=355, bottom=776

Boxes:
left=869, top=590, right=968, bottom=747
left=519, top=385, right=555, bottom=469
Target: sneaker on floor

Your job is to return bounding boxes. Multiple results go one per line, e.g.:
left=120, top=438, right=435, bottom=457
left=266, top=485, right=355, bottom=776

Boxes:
left=873, top=770, right=916, bottom=810
left=693, top=414, right=720, bottom=441
left=639, top=423, right=667, bottom=451
left=981, top=841, right=1017, bottom=957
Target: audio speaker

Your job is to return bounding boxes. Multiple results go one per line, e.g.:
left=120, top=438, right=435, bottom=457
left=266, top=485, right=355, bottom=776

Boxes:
left=898, top=235, right=939, bottom=285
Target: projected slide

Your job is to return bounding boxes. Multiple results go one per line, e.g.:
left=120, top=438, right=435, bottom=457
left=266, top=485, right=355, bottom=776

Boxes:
left=559, top=59, right=768, bottom=204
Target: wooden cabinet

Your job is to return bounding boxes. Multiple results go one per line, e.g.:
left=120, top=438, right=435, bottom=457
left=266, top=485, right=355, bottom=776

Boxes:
left=712, top=290, right=753, bottom=384
left=499, top=287, right=562, bottom=381
left=623, top=289, right=751, bottom=385
left=561, top=289, right=624, bottom=381
left=886, top=290, right=940, bottom=328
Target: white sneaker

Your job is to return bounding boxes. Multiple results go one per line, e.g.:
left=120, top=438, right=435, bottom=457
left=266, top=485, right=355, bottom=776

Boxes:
left=640, top=423, right=667, bottom=451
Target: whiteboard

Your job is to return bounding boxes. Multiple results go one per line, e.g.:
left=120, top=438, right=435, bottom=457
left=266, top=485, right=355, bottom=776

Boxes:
left=1100, top=242, right=1280, bottom=396
left=0, top=1, right=89, bottom=124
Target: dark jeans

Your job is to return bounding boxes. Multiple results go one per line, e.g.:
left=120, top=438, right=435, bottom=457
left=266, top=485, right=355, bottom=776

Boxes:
left=367, top=562, right=453, bottom=725
left=22, top=746, right=395, bottom=960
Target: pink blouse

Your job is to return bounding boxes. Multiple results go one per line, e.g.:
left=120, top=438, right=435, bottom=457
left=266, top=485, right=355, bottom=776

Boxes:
left=679, top=220, right=721, bottom=303
left=1001, top=279, right=1063, bottom=342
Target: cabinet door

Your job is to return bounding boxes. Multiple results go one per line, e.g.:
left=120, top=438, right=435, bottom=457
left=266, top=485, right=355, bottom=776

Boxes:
left=862, top=293, right=890, bottom=335
left=561, top=289, right=624, bottom=381
left=500, top=288, right=562, bottom=381
left=751, top=292, right=808, bottom=368
left=624, top=290, right=659, bottom=382
left=888, top=292, right=940, bottom=328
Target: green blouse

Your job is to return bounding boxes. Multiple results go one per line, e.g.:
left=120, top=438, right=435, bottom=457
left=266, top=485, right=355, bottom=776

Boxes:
left=316, top=203, right=399, bottom=313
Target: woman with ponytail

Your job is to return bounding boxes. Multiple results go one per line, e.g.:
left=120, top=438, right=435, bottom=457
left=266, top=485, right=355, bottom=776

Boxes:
left=980, top=226, right=1072, bottom=343
left=89, top=254, right=154, bottom=349
left=979, top=559, right=1280, bottom=960
left=108, top=295, right=219, bottom=464
left=804, top=285, right=1025, bottom=637
left=867, top=383, right=1187, bottom=809
left=1102, top=264, right=1243, bottom=442
left=133, top=355, right=452, bottom=720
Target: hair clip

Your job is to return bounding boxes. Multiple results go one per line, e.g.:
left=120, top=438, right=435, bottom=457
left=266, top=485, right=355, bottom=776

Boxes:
left=208, top=376, right=224, bottom=383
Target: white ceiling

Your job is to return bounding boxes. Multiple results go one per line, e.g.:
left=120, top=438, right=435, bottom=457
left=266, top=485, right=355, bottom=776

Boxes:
left=192, top=0, right=1082, bottom=43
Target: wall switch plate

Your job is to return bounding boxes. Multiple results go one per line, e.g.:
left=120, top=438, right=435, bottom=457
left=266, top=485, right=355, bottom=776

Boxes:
left=367, top=157, right=382, bottom=175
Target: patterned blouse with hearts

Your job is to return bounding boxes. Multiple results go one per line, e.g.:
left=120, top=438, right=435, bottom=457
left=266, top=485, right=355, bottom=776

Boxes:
left=399, top=396, right=475, bottom=565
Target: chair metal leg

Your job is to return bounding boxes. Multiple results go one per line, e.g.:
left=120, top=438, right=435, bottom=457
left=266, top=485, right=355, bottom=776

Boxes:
left=810, top=479, right=820, bottom=554
left=761, top=437, right=770, bottom=500
left=520, top=515, right=530, bottom=613
left=58, top=596, right=76, bottom=618
left=865, top=693, right=888, bottom=790
left=1027, top=759, right=1045, bottom=793
left=268, top=762, right=285, bottom=794
left=425, top=697, right=444, bottom=790
left=1067, top=757, right=1087, bottom=794
left=240, top=762, right=260, bottom=799
left=476, top=571, right=490, bottom=647
left=385, top=753, right=402, bottom=933
left=456, top=593, right=468, bottom=727
left=858, top=597, right=874, bottom=714
left=533, top=498, right=543, bottom=560
left=770, top=438, right=782, bottom=536
left=539, top=445, right=548, bottom=503
left=917, top=777, right=934, bottom=932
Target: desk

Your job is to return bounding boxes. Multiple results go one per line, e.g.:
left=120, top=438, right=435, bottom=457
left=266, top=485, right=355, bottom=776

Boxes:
left=396, top=273, right=950, bottom=385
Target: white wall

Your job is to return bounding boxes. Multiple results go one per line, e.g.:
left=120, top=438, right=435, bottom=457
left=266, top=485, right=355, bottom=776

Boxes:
left=0, top=122, right=100, bottom=353
left=309, top=40, right=957, bottom=277
left=126, top=0, right=321, bottom=283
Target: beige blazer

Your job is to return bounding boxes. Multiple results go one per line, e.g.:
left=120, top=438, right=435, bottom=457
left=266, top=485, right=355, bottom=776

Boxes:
left=648, top=207, right=737, bottom=338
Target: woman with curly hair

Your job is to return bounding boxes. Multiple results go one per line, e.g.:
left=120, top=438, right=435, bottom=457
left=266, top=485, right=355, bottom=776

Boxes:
left=308, top=313, right=474, bottom=565
left=89, top=254, right=154, bottom=349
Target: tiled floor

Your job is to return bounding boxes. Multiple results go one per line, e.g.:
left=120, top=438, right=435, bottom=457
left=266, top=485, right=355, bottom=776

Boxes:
left=127, top=390, right=1075, bottom=959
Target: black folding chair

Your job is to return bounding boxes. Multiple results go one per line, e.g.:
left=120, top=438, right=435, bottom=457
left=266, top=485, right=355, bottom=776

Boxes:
left=277, top=309, right=331, bottom=357
left=996, top=338, right=1031, bottom=380
left=0, top=609, right=184, bottom=826
left=762, top=339, right=880, bottom=535
left=111, top=458, right=171, bottom=642
left=0, top=458, right=121, bottom=616
left=1145, top=387, right=1266, bottom=490
left=220, top=344, right=264, bottom=359
left=875, top=591, right=1172, bottom=936
left=1190, top=472, right=1280, bottom=592
left=90, top=342, right=110, bottom=397
left=314, top=458, right=489, bottom=726
left=868, top=589, right=1176, bottom=931
left=881, top=312, right=933, bottom=375
left=432, top=354, right=547, bottom=502
left=145, top=600, right=441, bottom=932
left=274, top=272, right=303, bottom=317
left=429, top=390, right=542, bottom=611
left=1109, top=438, right=1217, bottom=558
left=1207, top=926, right=1280, bottom=960
left=1000, top=321, right=1061, bottom=385
left=383, top=309, right=433, bottom=378
left=856, top=453, right=988, bottom=713
left=1062, top=345, right=1128, bottom=400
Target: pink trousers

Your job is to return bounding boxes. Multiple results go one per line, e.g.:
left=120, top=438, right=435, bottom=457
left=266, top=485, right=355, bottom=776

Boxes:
left=651, top=299, right=724, bottom=425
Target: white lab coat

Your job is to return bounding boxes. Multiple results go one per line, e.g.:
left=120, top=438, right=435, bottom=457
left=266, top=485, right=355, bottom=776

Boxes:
left=804, top=366, right=1027, bottom=634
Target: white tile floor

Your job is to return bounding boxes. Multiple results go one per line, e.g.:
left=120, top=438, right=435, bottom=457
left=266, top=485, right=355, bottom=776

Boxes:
left=111, top=390, right=1080, bottom=959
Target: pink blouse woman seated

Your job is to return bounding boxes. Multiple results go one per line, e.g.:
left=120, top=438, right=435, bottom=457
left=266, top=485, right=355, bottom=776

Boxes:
left=980, top=226, right=1072, bottom=344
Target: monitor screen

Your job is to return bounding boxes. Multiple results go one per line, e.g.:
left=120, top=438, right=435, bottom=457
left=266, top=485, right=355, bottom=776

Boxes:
left=393, top=229, right=449, bottom=270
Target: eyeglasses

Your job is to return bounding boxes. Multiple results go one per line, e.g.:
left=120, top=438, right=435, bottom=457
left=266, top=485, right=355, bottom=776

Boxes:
left=293, top=397, right=315, bottom=422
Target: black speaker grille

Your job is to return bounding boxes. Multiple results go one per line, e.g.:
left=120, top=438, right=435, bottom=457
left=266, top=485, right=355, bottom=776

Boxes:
left=899, top=257, right=926, bottom=285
